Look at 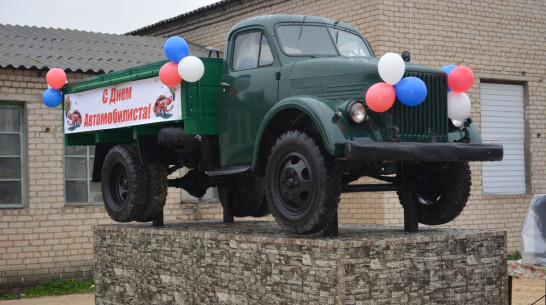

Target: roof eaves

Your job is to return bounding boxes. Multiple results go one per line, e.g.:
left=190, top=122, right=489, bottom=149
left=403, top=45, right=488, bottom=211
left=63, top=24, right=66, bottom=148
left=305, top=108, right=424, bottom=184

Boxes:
left=126, top=0, right=233, bottom=35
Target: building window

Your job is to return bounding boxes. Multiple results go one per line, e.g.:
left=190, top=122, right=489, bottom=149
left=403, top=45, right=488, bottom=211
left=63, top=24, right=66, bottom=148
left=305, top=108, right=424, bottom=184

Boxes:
left=480, top=82, right=526, bottom=194
left=64, top=146, right=101, bottom=204
left=0, top=103, right=24, bottom=208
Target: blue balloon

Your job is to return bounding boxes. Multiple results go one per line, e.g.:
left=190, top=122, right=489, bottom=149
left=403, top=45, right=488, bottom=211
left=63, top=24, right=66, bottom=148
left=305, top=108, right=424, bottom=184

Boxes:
left=164, top=36, right=189, bottom=63
left=394, top=77, right=427, bottom=107
left=441, top=64, right=457, bottom=92
left=42, top=88, right=62, bottom=108
left=441, top=64, right=457, bottom=75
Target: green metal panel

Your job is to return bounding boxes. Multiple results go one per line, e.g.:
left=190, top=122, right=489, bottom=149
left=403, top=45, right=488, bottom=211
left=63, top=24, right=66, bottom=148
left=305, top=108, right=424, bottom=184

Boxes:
left=64, top=132, right=95, bottom=146
left=95, top=128, right=133, bottom=144
left=62, top=61, right=168, bottom=94
left=388, top=71, right=449, bottom=143
left=182, top=59, right=222, bottom=135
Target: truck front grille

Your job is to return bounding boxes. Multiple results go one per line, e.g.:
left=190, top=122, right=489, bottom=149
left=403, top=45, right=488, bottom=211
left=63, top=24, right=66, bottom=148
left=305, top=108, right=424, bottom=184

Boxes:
left=388, top=72, right=448, bottom=143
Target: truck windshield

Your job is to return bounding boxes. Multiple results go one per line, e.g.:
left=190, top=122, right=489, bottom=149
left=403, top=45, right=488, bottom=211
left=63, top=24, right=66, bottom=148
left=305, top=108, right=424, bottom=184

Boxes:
left=276, top=24, right=370, bottom=57
left=329, top=28, right=371, bottom=57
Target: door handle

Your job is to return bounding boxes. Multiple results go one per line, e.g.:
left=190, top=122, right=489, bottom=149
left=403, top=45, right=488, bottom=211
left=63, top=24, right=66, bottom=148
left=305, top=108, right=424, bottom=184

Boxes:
left=221, top=82, right=231, bottom=87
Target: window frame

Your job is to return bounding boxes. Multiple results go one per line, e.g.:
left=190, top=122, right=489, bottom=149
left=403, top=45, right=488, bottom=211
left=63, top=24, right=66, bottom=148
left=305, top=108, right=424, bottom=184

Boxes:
left=274, top=22, right=373, bottom=58
left=0, top=102, right=26, bottom=208
left=275, top=23, right=339, bottom=57
left=230, top=31, right=275, bottom=72
left=63, top=145, right=101, bottom=206
left=480, top=81, right=527, bottom=195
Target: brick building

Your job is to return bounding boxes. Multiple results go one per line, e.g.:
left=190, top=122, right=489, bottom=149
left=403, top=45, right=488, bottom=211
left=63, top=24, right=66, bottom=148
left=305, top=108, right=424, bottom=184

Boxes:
left=1, top=0, right=545, bottom=291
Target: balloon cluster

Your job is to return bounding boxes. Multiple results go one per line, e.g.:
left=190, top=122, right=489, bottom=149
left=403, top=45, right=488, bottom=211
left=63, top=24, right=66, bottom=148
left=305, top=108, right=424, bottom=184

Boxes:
left=42, top=68, right=67, bottom=108
left=159, top=37, right=205, bottom=86
left=441, top=64, right=475, bottom=126
left=366, top=53, right=427, bottom=113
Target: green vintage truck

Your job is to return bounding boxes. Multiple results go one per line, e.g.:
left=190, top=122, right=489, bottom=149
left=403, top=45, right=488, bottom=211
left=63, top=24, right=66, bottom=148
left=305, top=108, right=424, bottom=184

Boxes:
left=62, top=14, right=502, bottom=234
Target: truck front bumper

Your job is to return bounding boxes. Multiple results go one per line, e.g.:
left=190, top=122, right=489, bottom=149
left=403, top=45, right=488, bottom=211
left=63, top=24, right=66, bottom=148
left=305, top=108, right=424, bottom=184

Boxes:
left=344, top=142, right=503, bottom=162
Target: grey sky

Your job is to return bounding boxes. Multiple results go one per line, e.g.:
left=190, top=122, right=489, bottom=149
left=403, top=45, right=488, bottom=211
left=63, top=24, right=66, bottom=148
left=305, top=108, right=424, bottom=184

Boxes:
left=0, top=0, right=221, bottom=34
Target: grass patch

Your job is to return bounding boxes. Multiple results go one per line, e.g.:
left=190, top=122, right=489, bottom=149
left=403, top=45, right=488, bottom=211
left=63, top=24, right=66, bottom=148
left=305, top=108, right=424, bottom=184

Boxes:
left=507, top=250, right=522, bottom=261
left=0, top=278, right=94, bottom=300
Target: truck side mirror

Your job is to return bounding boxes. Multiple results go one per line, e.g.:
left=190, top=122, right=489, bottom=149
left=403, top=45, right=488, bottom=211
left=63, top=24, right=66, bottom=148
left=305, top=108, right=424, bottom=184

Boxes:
left=402, top=50, right=411, bottom=62
left=206, top=46, right=222, bottom=58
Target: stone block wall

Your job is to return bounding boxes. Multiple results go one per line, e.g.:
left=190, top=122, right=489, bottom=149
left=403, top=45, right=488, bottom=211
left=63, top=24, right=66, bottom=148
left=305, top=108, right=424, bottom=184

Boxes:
left=95, top=222, right=507, bottom=305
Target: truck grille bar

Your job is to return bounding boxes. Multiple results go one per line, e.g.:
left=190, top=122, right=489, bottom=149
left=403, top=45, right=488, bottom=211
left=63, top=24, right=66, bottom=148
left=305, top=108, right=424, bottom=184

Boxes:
left=388, top=72, right=448, bottom=143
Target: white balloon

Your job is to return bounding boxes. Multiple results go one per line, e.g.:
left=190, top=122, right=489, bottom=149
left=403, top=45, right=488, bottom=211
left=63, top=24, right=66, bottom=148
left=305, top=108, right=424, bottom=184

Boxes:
left=447, top=92, right=471, bottom=121
left=378, top=52, right=405, bottom=85
left=177, top=56, right=205, bottom=83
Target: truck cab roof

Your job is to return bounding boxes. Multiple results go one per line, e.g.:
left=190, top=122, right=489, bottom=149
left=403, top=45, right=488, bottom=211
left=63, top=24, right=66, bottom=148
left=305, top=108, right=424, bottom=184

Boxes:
left=229, top=14, right=362, bottom=41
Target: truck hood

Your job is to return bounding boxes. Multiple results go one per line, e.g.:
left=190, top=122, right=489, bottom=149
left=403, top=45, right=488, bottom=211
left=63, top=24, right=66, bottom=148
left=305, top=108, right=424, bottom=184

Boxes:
left=282, top=56, right=443, bottom=101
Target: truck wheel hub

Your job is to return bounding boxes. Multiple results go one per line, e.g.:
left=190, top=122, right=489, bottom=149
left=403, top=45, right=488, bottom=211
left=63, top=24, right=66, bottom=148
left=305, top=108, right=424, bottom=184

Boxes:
left=277, top=153, right=312, bottom=211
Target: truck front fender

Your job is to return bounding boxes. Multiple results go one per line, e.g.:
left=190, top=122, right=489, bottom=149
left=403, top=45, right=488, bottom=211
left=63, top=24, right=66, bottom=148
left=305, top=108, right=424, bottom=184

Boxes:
left=253, top=96, right=350, bottom=168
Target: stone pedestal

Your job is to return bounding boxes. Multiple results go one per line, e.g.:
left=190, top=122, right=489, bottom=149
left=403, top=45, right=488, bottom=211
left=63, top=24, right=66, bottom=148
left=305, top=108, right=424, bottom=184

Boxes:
left=94, top=222, right=506, bottom=305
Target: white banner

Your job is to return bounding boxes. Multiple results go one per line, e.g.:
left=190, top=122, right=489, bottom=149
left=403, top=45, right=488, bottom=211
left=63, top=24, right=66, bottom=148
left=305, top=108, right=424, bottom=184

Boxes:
left=64, top=76, right=182, bottom=134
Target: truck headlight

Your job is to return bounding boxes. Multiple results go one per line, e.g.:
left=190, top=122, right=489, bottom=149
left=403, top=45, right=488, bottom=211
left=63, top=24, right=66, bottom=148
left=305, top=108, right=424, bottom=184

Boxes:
left=347, top=101, right=367, bottom=124
left=451, top=119, right=463, bottom=127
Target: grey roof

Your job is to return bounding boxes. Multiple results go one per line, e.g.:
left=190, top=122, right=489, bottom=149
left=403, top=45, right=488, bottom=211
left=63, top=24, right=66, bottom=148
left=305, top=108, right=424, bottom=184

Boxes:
left=128, top=0, right=232, bottom=35
left=0, top=24, right=212, bottom=74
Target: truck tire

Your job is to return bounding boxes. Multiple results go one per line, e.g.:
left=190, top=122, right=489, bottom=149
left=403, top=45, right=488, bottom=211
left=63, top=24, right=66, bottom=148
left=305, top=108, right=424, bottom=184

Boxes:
left=158, top=127, right=202, bottom=148
left=157, top=127, right=185, bottom=147
left=218, top=174, right=269, bottom=217
left=135, top=164, right=168, bottom=222
left=101, top=145, right=148, bottom=222
left=266, top=131, right=341, bottom=234
left=397, top=161, right=471, bottom=225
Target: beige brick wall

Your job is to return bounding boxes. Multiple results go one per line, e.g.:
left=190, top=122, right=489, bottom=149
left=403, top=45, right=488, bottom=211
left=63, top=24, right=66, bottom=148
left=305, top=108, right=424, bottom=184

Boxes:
left=136, top=0, right=545, bottom=252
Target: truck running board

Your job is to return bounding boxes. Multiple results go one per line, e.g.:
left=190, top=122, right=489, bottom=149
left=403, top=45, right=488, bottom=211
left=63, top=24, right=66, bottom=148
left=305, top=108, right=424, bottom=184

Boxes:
left=206, top=166, right=250, bottom=177
left=342, top=184, right=409, bottom=193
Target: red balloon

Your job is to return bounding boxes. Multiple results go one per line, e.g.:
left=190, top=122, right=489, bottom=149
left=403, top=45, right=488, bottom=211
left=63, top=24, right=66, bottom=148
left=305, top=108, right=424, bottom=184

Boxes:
left=159, top=62, right=182, bottom=87
left=365, top=82, right=396, bottom=112
left=447, top=66, right=474, bottom=93
left=46, top=68, right=67, bottom=89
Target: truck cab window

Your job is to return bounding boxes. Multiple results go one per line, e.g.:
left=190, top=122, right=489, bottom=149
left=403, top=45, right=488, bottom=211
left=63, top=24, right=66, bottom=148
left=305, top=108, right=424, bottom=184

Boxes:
left=330, top=28, right=371, bottom=57
left=277, top=25, right=338, bottom=56
left=232, top=32, right=274, bottom=71
left=259, top=35, right=274, bottom=66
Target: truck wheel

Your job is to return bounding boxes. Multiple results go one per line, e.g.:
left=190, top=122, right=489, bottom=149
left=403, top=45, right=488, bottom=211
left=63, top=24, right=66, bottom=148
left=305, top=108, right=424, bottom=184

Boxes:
left=397, top=161, right=471, bottom=225
left=101, top=145, right=147, bottom=222
left=266, top=131, right=341, bottom=234
left=136, top=164, right=168, bottom=222
left=218, top=174, right=269, bottom=217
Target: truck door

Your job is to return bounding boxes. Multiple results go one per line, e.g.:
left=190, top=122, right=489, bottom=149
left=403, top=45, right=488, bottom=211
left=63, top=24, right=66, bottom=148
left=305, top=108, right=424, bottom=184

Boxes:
left=219, top=30, right=279, bottom=166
